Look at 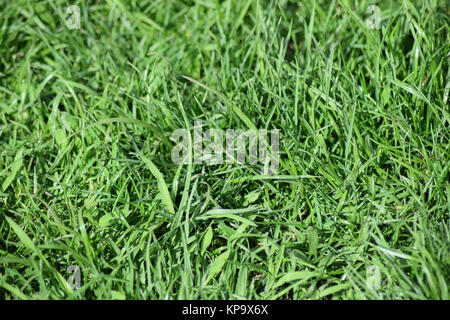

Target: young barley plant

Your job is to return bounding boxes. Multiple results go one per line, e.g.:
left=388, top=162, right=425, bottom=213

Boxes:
left=0, top=0, right=448, bottom=299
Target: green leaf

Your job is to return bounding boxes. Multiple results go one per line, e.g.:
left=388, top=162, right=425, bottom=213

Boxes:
left=206, top=250, right=230, bottom=283
left=140, top=155, right=175, bottom=214
left=2, top=149, right=23, bottom=192
left=274, top=271, right=318, bottom=289
left=243, top=190, right=260, bottom=206
left=198, top=207, right=258, bottom=226
left=201, top=226, right=213, bottom=255
left=0, top=281, right=29, bottom=299
left=54, top=128, right=67, bottom=148
left=387, top=79, right=430, bottom=104
left=308, top=228, right=319, bottom=257
left=381, top=87, right=390, bottom=106
left=110, top=290, right=126, bottom=300
left=318, top=283, right=352, bottom=298
left=182, top=76, right=257, bottom=130
left=99, top=213, right=112, bottom=227
left=5, top=217, right=39, bottom=255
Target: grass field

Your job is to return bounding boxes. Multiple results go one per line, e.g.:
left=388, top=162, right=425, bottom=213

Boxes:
left=0, top=0, right=449, bottom=299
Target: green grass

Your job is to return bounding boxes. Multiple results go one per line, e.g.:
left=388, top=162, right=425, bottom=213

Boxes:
left=0, top=0, right=449, bottom=299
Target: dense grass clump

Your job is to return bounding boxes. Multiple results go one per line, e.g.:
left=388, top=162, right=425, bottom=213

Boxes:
left=0, top=0, right=449, bottom=299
